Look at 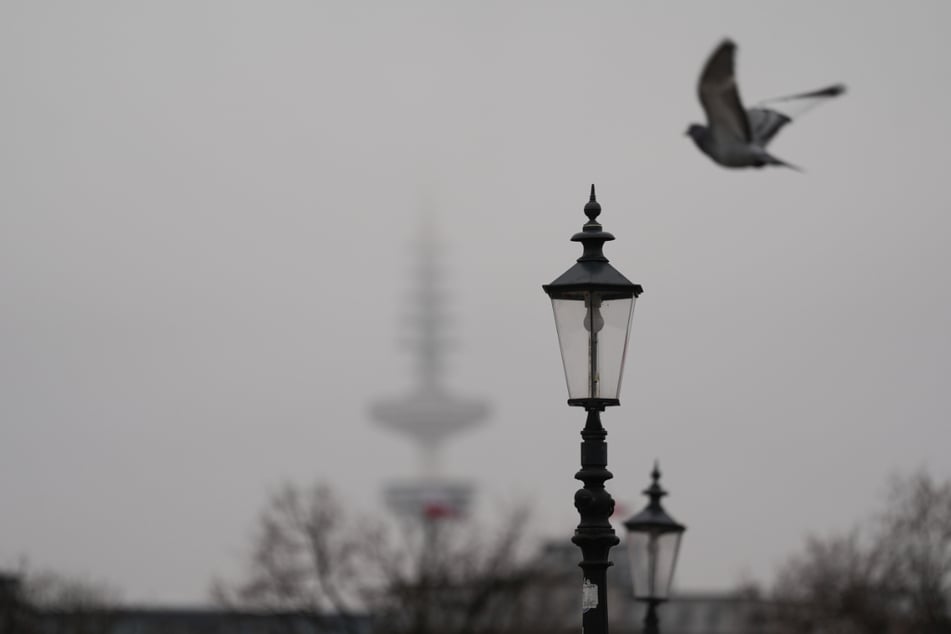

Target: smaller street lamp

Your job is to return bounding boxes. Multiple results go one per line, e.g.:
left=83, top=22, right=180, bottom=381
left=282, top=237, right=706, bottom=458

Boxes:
left=623, top=463, right=686, bottom=634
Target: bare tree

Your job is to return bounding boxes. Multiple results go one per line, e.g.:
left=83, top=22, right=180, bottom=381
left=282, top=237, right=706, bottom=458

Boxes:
left=1, top=573, right=33, bottom=634
left=0, top=568, right=117, bottom=634
left=212, top=483, right=369, bottom=634
left=27, top=572, right=118, bottom=634
left=877, top=471, right=951, bottom=631
left=216, top=482, right=576, bottom=634
left=769, top=471, right=951, bottom=634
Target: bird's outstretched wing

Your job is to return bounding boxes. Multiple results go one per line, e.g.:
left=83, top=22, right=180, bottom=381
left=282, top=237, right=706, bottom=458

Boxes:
left=755, top=84, right=847, bottom=121
left=746, top=108, right=791, bottom=146
left=698, top=40, right=751, bottom=143
left=748, top=83, right=846, bottom=145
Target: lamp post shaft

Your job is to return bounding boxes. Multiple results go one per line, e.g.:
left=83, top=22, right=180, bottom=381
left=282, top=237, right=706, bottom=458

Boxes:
left=642, top=600, right=661, bottom=634
left=572, top=408, right=619, bottom=634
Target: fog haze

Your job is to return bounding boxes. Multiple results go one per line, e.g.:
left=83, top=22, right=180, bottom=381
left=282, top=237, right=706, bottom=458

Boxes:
left=2, top=1, right=950, bottom=603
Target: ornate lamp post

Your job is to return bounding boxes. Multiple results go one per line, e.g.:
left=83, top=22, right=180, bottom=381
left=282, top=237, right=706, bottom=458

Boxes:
left=543, top=185, right=643, bottom=634
left=623, top=464, right=686, bottom=634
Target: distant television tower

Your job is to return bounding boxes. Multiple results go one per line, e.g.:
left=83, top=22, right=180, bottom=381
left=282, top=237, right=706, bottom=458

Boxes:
left=370, top=211, right=489, bottom=520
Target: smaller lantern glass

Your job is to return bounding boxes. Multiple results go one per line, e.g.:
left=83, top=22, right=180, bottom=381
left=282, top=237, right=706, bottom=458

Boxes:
left=623, top=466, right=686, bottom=602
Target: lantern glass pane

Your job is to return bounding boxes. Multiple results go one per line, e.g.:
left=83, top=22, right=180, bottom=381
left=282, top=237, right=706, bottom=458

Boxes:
left=550, top=294, right=635, bottom=401
left=626, top=529, right=683, bottom=601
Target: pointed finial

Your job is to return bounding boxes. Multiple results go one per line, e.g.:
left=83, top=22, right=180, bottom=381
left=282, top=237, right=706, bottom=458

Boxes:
left=584, top=184, right=601, bottom=221
left=644, top=460, right=668, bottom=507
left=568, top=184, right=614, bottom=262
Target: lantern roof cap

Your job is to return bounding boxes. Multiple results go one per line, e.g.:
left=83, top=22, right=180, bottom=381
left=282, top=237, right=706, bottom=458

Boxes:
left=623, top=462, right=686, bottom=534
left=543, top=185, right=643, bottom=298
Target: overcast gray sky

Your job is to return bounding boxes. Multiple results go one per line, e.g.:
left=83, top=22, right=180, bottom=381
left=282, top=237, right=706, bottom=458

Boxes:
left=2, top=1, right=951, bottom=604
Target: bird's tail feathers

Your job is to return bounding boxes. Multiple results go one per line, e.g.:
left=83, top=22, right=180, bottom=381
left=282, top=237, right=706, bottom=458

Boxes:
left=756, top=83, right=846, bottom=120
left=764, top=153, right=803, bottom=172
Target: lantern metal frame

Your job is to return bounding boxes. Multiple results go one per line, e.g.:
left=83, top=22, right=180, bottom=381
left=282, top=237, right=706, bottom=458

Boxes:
left=543, top=186, right=643, bottom=410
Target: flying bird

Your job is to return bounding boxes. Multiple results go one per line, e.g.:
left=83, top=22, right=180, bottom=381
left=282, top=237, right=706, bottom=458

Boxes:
left=686, top=39, right=845, bottom=170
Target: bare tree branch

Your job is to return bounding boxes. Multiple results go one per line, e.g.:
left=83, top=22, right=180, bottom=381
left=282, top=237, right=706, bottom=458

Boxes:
left=769, top=470, right=951, bottom=634
left=218, top=482, right=572, bottom=634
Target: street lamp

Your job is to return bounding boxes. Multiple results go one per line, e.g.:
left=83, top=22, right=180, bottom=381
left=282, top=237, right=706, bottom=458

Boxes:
left=623, top=463, right=686, bottom=634
left=543, top=185, right=643, bottom=634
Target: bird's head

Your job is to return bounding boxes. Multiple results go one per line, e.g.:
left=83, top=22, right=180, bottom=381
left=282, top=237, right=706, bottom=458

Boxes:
left=685, top=123, right=707, bottom=143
